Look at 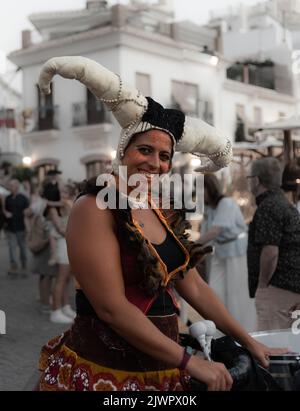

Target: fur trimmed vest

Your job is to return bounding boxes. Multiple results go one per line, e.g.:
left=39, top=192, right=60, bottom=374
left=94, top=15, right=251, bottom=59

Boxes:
left=76, top=178, right=212, bottom=312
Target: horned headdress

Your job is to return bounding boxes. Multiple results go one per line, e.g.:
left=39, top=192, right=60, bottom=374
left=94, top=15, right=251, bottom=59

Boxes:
left=38, top=56, right=232, bottom=172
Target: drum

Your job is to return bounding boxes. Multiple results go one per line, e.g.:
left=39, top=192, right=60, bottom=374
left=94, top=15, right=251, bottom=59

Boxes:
left=267, top=353, right=300, bottom=390
left=251, top=329, right=300, bottom=391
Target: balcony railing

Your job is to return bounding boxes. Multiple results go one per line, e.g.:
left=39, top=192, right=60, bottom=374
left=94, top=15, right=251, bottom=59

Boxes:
left=198, top=100, right=214, bottom=126
left=226, top=61, right=294, bottom=95
left=72, top=101, right=111, bottom=127
left=227, top=62, right=276, bottom=90
left=0, top=108, right=16, bottom=129
left=168, top=99, right=214, bottom=125
left=36, top=105, right=60, bottom=131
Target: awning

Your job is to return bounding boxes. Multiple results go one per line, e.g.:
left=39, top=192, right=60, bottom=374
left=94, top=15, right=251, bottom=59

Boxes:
left=258, top=116, right=300, bottom=131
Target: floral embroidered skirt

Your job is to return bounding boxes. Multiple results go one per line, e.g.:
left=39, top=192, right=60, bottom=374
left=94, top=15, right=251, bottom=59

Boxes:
left=38, top=314, right=190, bottom=391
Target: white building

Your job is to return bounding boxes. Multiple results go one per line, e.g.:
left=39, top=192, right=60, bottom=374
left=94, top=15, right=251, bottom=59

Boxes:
left=8, top=0, right=300, bottom=181
left=207, top=0, right=300, bottom=140
left=8, top=0, right=222, bottom=181
left=0, top=75, right=23, bottom=168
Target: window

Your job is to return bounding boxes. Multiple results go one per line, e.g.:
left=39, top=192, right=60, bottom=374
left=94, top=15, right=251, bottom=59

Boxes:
left=37, top=83, right=56, bottom=130
left=198, top=100, right=214, bottom=125
left=86, top=159, right=111, bottom=179
left=235, top=104, right=246, bottom=142
left=236, top=104, right=245, bottom=120
left=0, top=108, right=15, bottom=128
left=254, top=107, right=262, bottom=125
left=171, top=81, right=199, bottom=116
left=135, top=73, right=151, bottom=96
left=36, top=164, right=57, bottom=182
left=86, top=89, right=110, bottom=125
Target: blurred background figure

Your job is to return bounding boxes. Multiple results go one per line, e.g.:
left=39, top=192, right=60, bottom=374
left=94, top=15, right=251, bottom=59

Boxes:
left=281, top=161, right=300, bottom=212
left=46, top=183, right=76, bottom=324
left=247, top=157, right=300, bottom=331
left=42, top=170, right=62, bottom=202
left=24, top=184, right=56, bottom=315
left=199, top=174, right=256, bottom=332
left=41, top=170, right=62, bottom=267
left=3, top=179, right=29, bottom=276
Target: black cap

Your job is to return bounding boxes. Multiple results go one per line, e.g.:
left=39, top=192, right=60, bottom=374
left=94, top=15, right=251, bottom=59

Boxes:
left=142, top=97, right=185, bottom=143
left=46, top=169, right=62, bottom=176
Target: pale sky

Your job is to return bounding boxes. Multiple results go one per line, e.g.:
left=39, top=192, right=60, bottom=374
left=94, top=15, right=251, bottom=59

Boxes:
left=0, top=0, right=259, bottom=89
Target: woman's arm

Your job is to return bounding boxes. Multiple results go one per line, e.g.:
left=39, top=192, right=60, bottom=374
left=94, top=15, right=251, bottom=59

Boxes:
left=48, top=207, right=65, bottom=236
left=47, top=200, right=63, bottom=208
left=176, top=268, right=252, bottom=345
left=258, top=245, right=279, bottom=287
left=3, top=197, right=12, bottom=219
left=199, top=198, right=241, bottom=245
left=175, top=268, right=288, bottom=367
left=66, top=195, right=233, bottom=391
left=198, top=226, right=221, bottom=244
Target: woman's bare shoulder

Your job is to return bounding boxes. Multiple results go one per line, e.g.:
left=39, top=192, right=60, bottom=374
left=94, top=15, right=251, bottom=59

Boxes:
left=72, top=194, right=112, bottom=216
left=68, top=194, right=115, bottom=230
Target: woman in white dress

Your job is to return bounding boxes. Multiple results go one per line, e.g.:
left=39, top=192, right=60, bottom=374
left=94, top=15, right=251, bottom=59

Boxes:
left=199, top=174, right=257, bottom=332
left=47, top=184, right=77, bottom=323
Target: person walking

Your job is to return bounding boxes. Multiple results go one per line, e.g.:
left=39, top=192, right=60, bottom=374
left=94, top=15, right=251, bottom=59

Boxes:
left=4, top=179, right=29, bottom=276
left=247, top=157, right=300, bottom=331
left=199, top=174, right=256, bottom=332
left=47, top=184, right=76, bottom=324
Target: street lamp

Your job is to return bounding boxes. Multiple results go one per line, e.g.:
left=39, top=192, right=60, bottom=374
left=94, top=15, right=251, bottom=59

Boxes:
left=22, top=156, right=32, bottom=167
left=110, top=150, right=117, bottom=159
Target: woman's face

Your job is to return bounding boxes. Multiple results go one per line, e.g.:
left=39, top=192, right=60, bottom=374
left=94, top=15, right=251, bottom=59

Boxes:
left=121, top=130, right=173, bottom=183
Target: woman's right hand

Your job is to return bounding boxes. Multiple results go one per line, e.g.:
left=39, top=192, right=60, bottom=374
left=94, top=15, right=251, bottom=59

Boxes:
left=187, top=355, right=233, bottom=391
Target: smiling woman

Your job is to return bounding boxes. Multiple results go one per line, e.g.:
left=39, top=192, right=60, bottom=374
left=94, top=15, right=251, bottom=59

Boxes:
left=33, top=56, right=283, bottom=392
left=121, top=130, right=173, bottom=180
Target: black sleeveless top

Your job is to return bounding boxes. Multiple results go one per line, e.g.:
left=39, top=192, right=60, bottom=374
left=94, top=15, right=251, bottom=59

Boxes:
left=76, top=231, right=185, bottom=317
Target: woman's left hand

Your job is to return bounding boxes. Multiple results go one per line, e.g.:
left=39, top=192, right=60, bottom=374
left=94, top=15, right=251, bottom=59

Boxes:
left=246, top=339, right=290, bottom=368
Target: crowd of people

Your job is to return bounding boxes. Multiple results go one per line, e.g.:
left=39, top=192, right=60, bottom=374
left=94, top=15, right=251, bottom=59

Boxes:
left=0, top=170, right=79, bottom=324
left=199, top=158, right=300, bottom=333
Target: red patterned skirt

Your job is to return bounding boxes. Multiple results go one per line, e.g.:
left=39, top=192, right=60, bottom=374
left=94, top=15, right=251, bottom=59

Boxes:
left=38, top=314, right=190, bottom=391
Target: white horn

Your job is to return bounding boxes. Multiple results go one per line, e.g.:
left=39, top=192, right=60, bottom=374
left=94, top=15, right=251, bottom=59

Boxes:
left=178, top=116, right=232, bottom=172
left=38, top=56, right=147, bottom=129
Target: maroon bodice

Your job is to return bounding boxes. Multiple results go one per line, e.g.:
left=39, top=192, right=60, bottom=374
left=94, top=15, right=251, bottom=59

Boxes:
left=110, top=207, right=189, bottom=314
left=75, top=203, right=190, bottom=315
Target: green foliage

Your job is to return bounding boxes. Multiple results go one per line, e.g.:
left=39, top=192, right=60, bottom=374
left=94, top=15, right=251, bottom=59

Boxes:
left=11, top=166, right=35, bottom=182
left=227, top=59, right=275, bottom=90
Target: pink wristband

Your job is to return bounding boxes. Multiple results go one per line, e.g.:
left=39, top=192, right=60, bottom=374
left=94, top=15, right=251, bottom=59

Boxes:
left=178, top=348, right=192, bottom=370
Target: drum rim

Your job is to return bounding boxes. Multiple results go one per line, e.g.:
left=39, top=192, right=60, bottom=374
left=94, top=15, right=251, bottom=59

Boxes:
left=251, top=328, right=296, bottom=337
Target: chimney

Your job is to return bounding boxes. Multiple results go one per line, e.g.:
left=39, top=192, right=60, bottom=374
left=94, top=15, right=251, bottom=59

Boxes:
left=111, top=4, right=128, bottom=28
left=22, top=30, right=32, bottom=49
left=86, top=0, right=107, bottom=10
left=158, top=0, right=175, bottom=13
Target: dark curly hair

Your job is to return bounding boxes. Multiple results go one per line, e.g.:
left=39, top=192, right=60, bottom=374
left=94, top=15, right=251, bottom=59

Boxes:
left=204, top=174, right=225, bottom=207
left=281, top=161, right=300, bottom=192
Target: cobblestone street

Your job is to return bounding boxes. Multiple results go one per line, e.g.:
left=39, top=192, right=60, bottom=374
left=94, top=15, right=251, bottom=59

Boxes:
left=0, top=235, right=68, bottom=391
